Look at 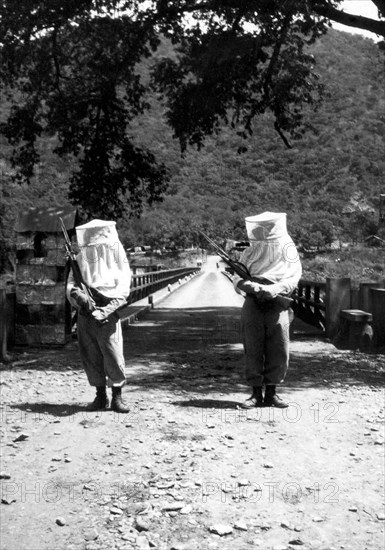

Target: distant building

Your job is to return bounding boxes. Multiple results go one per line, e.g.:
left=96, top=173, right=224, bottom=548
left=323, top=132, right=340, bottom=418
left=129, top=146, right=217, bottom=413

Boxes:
left=127, top=245, right=151, bottom=255
left=342, top=192, right=375, bottom=217
left=364, top=234, right=385, bottom=247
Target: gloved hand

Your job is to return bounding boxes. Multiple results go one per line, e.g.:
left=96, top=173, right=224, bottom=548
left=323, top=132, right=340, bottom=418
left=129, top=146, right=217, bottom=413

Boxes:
left=70, top=288, right=93, bottom=315
left=91, top=298, right=124, bottom=325
left=237, top=280, right=262, bottom=296
left=91, top=308, right=112, bottom=325
left=254, top=284, right=278, bottom=302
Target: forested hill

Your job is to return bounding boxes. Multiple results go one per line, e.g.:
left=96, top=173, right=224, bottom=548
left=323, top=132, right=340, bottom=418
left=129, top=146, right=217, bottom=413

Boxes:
left=124, top=29, right=384, bottom=249
left=1, top=28, right=384, bottom=268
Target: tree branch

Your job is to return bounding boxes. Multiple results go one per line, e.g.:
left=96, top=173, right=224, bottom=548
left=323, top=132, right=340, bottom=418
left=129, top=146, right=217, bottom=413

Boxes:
left=263, top=12, right=292, bottom=103
left=156, top=0, right=385, bottom=38
left=314, top=2, right=385, bottom=37
left=274, top=121, right=292, bottom=148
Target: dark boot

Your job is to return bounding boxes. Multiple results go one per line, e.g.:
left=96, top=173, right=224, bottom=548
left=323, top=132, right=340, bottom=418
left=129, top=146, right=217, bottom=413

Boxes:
left=111, top=386, right=130, bottom=414
left=87, top=386, right=109, bottom=411
left=264, top=385, right=288, bottom=408
left=240, top=386, right=264, bottom=409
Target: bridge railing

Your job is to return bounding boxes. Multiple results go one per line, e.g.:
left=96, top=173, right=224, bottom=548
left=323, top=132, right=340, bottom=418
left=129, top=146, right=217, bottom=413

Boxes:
left=223, top=270, right=328, bottom=331
left=292, top=277, right=385, bottom=349
left=0, top=267, right=201, bottom=355
left=292, top=279, right=326, bottom=331
left=128, top=267, right=200, bottom=304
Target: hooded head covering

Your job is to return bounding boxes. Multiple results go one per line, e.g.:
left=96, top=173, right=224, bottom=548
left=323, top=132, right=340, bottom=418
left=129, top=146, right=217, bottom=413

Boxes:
left=245, top=212, right=287, bottom=241
left=75, top=219, right=131, bottom=299
left=240, top=211, right=301, bottom=283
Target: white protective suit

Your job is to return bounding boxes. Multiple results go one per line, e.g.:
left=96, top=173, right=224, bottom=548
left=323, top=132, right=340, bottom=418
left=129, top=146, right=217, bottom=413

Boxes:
left=234, top=212, right=302, bottom=387
left=66, top=220, right=132, bottom=387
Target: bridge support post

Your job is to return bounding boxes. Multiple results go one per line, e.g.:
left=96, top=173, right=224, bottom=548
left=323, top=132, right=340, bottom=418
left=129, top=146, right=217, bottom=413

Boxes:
left=0, top=289, right=7, bottom=361
left=370, top=288, right=385, bottom=348
left=337, top=309, right=373, bottom=351
left=325, top=278, right=351, bottom=339
left=359, top=282, right=382, bottom=312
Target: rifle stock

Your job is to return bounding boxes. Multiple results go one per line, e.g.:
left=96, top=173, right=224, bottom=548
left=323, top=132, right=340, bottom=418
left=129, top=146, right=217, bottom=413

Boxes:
left=274, top=294, right=293, bottom=309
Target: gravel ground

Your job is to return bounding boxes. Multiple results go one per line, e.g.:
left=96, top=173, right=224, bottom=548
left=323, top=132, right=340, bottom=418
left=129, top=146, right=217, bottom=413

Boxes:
left=1, top=258, right=384, bottom=550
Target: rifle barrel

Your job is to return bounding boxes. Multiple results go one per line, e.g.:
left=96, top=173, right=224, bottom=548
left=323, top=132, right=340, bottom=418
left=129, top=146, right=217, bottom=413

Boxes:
left=199, top=230, right=230, bottom=260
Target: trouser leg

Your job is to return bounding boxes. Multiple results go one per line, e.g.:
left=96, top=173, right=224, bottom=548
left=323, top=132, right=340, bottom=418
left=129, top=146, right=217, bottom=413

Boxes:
left=77, top=314, right=106, bottom=386
left=264, top=306, right=290, bottom=385
left=241, top=297, right=265, bottom=387
left=96, top=318, right=126, bottom=387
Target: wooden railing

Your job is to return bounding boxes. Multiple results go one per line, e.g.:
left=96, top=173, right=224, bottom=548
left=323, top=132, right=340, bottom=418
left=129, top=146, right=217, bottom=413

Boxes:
left=128, top=267, right=200, bottom=304
left=4, top=271, right=385, bottom=352
left=292, top=279, right=326, bottom=331
left=224, top=272, right=327, bottom=331
left=0, top=268, right=200, bottom=355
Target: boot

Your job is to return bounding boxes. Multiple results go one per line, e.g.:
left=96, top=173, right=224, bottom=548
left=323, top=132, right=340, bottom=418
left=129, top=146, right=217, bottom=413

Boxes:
left=111, top=386, right=130, bottom=414
left=87, top=386, right=109, bottom=411
left=240, top=386, right=264, bottom=409
left=264, top=385, right=288, bottom=408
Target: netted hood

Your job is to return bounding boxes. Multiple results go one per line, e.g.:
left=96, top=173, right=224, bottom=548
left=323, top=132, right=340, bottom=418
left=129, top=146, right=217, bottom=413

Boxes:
left=245, top=212, right=288, bottom=241
left=76, top=219, right=118, bottom=247
left=75, top=219, right=131, bottom=299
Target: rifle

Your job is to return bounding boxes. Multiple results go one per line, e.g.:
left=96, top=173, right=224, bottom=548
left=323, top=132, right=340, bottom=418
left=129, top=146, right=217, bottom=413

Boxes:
left=199, top=230, right=293, bottom=309
left=59, top=217, right=96, bottom=311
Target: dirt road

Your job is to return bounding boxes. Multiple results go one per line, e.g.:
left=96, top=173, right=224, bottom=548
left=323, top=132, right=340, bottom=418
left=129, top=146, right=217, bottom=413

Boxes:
left=1, top=258, right=384, bottom=550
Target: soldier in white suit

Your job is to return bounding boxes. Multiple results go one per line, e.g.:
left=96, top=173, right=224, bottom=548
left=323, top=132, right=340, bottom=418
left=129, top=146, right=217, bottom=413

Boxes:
left=66, top=219, right=132, bottom=412
left=233, top=212, right=302, bottom=408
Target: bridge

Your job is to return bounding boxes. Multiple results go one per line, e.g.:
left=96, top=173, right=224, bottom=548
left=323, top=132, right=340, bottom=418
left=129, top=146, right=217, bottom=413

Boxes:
left=2, top=252, right=382, bottom=357
left=121, top=255, right=245, bottom=348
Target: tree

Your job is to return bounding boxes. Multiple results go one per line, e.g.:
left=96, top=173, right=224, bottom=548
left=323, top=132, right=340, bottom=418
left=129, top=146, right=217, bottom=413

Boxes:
left=344, top=210, right=378, bottom=242
left=0, top=3, right=170, bottom=218
left=1, top=1, right=384, bottom=218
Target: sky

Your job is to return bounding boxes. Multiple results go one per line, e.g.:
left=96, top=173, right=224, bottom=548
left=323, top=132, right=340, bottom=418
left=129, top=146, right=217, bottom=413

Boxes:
left=333, top=0, right=382, bottom=39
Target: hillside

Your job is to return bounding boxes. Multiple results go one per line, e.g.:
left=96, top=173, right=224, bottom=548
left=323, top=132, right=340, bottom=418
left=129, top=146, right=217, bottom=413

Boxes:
left=124, top=30, right=385, bottom=249
left=1, top=29, right=384, bottom=271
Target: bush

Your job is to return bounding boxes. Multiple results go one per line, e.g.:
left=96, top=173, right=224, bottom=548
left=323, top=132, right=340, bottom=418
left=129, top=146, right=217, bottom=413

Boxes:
left=302, top=247, right=385, bottom=286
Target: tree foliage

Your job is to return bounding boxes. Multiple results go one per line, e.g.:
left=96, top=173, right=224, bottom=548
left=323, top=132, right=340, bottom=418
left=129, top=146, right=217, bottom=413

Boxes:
left=1, top=0, right=384, bottom=219
left=0, top=3, right=169, bottom=218
left=0, top=29, right=384, bottom=272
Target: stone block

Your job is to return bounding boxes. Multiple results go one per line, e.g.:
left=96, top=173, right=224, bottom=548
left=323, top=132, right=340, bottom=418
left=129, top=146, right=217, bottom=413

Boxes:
left=15, top=323, right=67, bottom=346
left=16, top=233, right=34, bottom=250
left=40, top=324, right=67, bottom=345
left=336, top=309, right=373, bottom=351
left=16, top=265, right=63, bottom=284
left=16, top=283, right=66, bottom=305
left=16, top=303, right=66, bottom=325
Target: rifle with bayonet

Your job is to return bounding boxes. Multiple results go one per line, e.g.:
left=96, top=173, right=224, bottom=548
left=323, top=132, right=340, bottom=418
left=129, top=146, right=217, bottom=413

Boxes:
left=199, top=230, right=293, bottom=309
left=59, top=217, right=96, bottom=312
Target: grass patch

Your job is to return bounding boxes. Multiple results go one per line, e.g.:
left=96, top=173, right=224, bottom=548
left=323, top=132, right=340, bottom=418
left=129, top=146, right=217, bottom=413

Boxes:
left=302, top=246, right=385, bottom=287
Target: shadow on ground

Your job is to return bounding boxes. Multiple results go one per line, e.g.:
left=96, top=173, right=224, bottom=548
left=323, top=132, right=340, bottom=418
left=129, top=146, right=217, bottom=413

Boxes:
left=0, top=344, right=82, bottom=373
left=172, top=398, right=241, bottom=409
left=7, top=402, right=94, bottom=417
left=2, top=307, right=384, bottom=394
